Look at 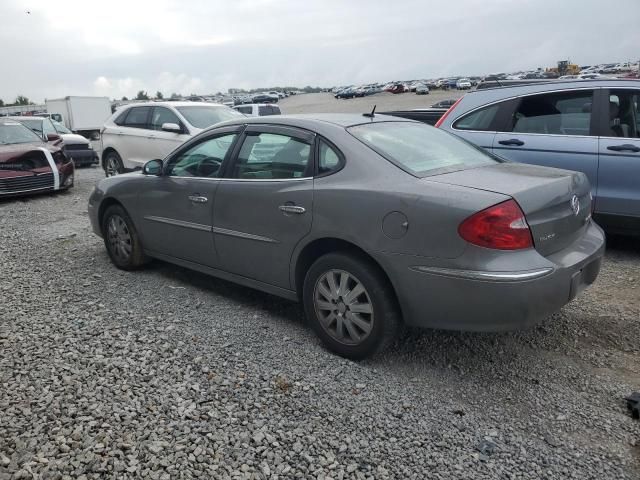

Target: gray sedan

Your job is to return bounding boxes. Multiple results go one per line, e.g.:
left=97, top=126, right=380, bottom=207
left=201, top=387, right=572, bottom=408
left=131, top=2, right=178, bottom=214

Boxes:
left=88, top=114, right=605, bottom=359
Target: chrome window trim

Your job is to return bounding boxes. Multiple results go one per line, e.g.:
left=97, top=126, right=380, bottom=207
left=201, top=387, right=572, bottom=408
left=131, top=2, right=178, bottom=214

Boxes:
left=410, top=266, right=554, bottom=282
left=217, top=176, right=313, bottom=183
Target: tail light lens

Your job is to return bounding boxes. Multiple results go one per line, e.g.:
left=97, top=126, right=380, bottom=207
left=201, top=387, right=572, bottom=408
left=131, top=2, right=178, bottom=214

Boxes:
left=434, top=97, right=463, bottom=128
left=458, top=199, right=533, bottom=250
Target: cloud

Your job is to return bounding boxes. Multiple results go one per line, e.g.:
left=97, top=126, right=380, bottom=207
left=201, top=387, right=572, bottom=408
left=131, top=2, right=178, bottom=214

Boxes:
left=1, top=0, right=639, bottom=101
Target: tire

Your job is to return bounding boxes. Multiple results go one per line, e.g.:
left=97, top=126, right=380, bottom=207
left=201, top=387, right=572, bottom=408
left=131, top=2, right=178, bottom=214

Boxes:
left=104, top=151, right=124, bottom=177
left=101, top=205, right=147, bottom=270
left=303, top=252, right=401, bottom=360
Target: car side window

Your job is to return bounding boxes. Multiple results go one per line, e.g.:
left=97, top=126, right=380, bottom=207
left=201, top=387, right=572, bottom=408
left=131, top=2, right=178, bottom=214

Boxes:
left=166, top=133, right=237, bottom=178
left=113, top=109, right=129, bottom=126
left=258, top=105, right=280, bottom=116
left=122, top=107, right=151, bottom=129
left=151, top=107, right=182, bottom=131
left=453, top=104, right=500, bottom=131
left=507, top=90, right=593, bottom=136
left=318, top=139, right=342, bottom=174
left=230, top=132, right=311, bottom=179
left=236, top=106, right=252, bottom=114
left=608, top=90, right=640, bottom=138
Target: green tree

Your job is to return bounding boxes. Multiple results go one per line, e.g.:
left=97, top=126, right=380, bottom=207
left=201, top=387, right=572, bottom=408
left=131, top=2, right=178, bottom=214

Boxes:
left=15, top=95, right=31, bottom=105
left=170, top=92, right=181, bottom=100
left=155, top=91, right=163, bottom=99
left=0, top=99, right=4, bottom=107
left=121, top=96, right=129, bottom=101
left=135, top=90, right=149, bottom=100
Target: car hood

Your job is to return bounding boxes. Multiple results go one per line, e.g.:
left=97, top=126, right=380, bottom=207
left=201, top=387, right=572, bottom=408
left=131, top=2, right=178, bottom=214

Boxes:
left=60, top=133, right=89, bottom=145
left=0, top=142, right=51, bottom=163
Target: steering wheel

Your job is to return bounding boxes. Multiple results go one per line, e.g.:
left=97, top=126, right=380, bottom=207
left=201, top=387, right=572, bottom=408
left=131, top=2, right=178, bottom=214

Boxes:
left=198, top=157, right=222, bottom=177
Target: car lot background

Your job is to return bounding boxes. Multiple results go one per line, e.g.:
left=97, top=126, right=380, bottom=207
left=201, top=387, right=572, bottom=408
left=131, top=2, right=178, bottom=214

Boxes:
left=0, top=96, right=639, bottom=478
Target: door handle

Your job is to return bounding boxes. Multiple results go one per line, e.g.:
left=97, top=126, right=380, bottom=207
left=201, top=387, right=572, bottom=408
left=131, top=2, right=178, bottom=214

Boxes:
left=279, top=205, right=306, bottom=215
left=188, top=194, right=208, bottom=204
left=607, top=144, right=640, bottom=153
left=498, top=139, right=525, bottom=146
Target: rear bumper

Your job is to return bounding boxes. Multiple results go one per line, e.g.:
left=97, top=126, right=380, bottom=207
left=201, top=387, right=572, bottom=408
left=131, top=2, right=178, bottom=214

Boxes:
left=375, top=221, right=605, bottom=331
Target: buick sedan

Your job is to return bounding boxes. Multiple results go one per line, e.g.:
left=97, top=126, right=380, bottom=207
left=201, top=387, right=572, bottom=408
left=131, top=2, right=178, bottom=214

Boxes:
left=88, top=114, right=605, bottom=359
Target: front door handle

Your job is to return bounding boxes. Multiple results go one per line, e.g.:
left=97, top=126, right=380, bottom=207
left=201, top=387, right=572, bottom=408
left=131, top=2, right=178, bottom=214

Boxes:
left=498, top=139, right=525, bottom=146
left=279, top=205, right=306, bottom=215
left=607, top=144, right=640, bottom=153
left=188, top=194, right=208, bottom=204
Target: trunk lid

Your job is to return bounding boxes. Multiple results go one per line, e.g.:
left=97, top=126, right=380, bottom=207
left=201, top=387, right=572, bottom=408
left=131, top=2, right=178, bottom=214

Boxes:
left=426, top=163, right=592, bottom=256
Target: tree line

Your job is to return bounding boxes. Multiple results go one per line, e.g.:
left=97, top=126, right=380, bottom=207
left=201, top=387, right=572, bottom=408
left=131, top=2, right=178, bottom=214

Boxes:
left=0, top=96, right=34, bottom=107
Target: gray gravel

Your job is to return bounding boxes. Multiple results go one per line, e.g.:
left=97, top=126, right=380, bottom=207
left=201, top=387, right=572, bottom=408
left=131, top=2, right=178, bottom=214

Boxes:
left=0, top=166, right=639, bottom=480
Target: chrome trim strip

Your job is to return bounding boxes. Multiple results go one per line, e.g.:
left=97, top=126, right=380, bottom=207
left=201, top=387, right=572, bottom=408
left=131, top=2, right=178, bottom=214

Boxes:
left=212, top=226, right=278, bottom=243
left=410, top=266, right=554, bottom=282
left=39, top=147, right=60, bottom=190
left=144, top=215, right=211, bottom=232
left=216, top=177, right=313, bottom=183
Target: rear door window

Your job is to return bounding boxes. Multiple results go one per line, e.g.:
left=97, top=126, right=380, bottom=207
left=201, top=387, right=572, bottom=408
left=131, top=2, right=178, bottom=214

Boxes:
left=507, top=91, right=593, bottom=136
left=122, top=107, right=151, bottom=129
left=453, top=104, right=500, bottom=131
left=258, top=105, right=281, bottom=116
left=608, top=90, right=640, bottom=138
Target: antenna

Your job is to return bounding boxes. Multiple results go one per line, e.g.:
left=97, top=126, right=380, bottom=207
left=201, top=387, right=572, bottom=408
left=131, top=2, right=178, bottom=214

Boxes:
left=362, top=105, right=377, bottom=118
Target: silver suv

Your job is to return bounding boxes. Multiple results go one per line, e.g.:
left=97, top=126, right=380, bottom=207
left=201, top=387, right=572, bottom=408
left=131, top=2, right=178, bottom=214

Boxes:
left=437, top=79, right=640, bottom=234
left=101, top=102, right=243, bottom=176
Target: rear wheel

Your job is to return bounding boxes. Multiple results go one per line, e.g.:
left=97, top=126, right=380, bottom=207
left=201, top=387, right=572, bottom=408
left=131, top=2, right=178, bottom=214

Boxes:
left=102, top=205, right=146, bottom=270
left=303, top=252, right=400, bottom=359
left=104, top=151, right=124, bottom=177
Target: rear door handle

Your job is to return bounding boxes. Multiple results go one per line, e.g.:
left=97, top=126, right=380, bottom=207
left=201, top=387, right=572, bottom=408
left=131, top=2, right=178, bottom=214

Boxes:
left=498, top=139, right=525, bottom=146
left=279, top=205, right=306, bottom=215
left=607, top=144, right=640, bottom=153
left=188, top=194, right=208, bottom=204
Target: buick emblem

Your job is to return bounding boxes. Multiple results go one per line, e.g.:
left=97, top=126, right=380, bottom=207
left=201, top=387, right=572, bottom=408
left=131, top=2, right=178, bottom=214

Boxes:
left=570, top=195, right=580, bottom=216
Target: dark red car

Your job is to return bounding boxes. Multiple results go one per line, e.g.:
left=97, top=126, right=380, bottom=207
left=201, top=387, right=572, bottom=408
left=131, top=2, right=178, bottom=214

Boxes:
left=0, top=119, right=74, bottom=197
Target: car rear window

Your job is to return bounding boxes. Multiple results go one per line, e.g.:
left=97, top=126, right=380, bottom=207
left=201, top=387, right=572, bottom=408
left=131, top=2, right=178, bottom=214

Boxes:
left=348, top=121, right=497, bottom=176
left=176, top=106, right=244, bottom=129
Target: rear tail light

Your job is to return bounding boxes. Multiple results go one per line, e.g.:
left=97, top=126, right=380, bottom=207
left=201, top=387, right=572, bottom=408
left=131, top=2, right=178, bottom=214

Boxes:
left=458, top=199, right=533, bottom=250
left=434, top=97, right=463, bottom=128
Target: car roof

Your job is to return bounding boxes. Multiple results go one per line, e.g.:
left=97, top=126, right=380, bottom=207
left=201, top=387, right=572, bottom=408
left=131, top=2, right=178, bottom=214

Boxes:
left=209, top=113, right=415, bottom=135
left=234, top=103, right=280, bottom=107
left=4, top=116, right=44, bottom=121
left=474, top=78, right=640, bottom=93
left=119, top=101, right=228, bottom=108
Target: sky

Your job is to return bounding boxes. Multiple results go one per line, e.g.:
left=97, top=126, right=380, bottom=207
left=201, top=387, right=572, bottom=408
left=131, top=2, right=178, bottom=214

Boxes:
left=1, top=0, right=639, bottom=102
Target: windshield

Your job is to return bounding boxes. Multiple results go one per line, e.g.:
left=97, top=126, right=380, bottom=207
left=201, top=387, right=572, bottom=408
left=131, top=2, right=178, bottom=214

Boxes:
left=52, top=121, right=71, bottom=134
left=0, top=122, right=44, bottom=145
left=19, top=119, right=44, bottom=136
left=348, top=121, right=497, bottom=176
left=176, top=106, right=244, bottom=129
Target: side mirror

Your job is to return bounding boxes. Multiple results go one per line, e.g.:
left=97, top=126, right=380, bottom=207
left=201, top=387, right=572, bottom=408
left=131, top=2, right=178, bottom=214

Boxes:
left=161, top=122, right=182, bottom=133
left=142, top=159, right=163, bottom=176
left=46, top=133, right=61, bottom=142
left=90, top=132, right=101, bottom=141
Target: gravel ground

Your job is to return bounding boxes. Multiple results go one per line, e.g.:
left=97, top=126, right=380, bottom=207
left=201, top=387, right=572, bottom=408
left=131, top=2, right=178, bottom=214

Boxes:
left=1, top=166, right=639, bottom=480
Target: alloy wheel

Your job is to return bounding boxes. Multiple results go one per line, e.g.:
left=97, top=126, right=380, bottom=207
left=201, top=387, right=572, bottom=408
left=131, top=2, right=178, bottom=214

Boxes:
left=106, top=156, right=120, bottom=177
left=106, top=215, right=132, bottom=262
left=313, top=269, right=374, bottom=345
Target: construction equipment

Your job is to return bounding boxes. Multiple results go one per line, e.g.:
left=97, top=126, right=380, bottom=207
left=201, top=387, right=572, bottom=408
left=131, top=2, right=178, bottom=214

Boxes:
left=546, top=60, right=581, bottom=77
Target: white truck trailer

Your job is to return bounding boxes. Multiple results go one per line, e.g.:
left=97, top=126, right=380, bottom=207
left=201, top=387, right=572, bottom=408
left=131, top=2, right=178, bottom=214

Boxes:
left=45, top=96, right=112, bottom=139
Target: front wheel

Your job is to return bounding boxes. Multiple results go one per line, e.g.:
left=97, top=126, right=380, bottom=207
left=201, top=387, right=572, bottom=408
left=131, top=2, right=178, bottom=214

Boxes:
left=303, top=252, right=401, bottom=359
left=104, top=151, right=124, bottom=177
left=102, top=205, right=147, bottom=270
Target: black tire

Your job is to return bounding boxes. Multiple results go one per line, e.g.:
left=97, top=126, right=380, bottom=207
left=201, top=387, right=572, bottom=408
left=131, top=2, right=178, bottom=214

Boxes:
left=101, top=205, right=147, bottom=270
left=303, top=252, right=401, bottom=360
left=104, top=150, right=124, bottom=177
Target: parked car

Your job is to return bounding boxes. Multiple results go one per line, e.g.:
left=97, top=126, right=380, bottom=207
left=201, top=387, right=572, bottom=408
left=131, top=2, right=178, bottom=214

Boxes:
left=0, top=119, right=74, bottom=197
left=8, top=116, right=99, bottom=167
left=456, top=78, right=472, bottom=90
left=335, top=88, right=357, bottom=99
left=415, top=84, right=430, bottom=95
left=233, top=104, right=282, bottom=116
left=388, top=84, right=407, bottom=94
left=436, top=78, right=640, bottom=234
left=89, top=114, right=604, bottom=359
left=100, top=101, right=244, bottom=176
left=431, top=99, right=458, bottom=108
left=251, top=93, right=278, bottom=104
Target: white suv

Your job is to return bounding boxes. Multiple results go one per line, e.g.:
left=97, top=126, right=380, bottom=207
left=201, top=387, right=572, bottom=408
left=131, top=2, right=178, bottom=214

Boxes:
left=100, top=101, right=243, bottom=176
left=233, top=103, right=282, bottom=116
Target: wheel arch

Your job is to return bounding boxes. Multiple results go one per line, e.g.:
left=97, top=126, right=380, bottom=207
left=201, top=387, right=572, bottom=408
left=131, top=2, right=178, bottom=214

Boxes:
left=101, top=147, right=119, bottom=169
left=292, top=237, right=403, bottom=319
left=97, top=197, right=126, bottom=234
